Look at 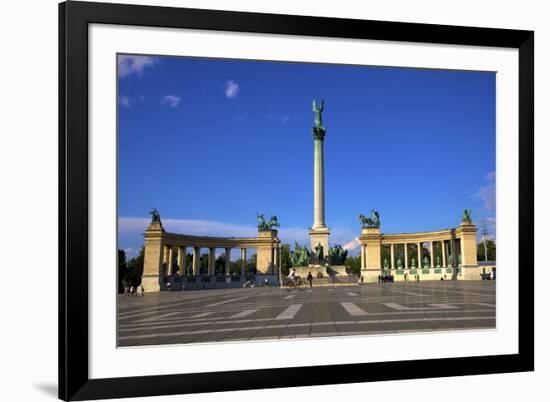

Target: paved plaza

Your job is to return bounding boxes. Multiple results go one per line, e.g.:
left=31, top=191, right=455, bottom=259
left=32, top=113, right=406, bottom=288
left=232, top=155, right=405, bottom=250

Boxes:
left=117, top=281, right=496, bottom=347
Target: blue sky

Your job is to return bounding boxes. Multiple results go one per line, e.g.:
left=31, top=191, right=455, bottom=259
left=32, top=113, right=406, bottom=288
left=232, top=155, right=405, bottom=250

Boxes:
left=117, top=54, right=496, bottom=257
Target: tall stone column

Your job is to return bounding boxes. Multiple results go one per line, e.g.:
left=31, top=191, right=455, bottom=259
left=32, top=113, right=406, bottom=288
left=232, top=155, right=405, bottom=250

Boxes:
left=208, top=247, right=216, bottom=276
left=225, top=247, right=231, bottom=276
left=417, top=243, right=422, bottom=268
left=430, top=241, right=434, bottom=268
left=192, top=246, right=200, bottom=276
left=390, top=244, right=395, bottom=269
left=404, top=243, right=409, bottom=269
left=442, top=241, right=447, bottom=267
left=313, top=131, right=326, bottom=230
left=360, top=245, right=366, bottom=269
left=309, top=101, right=330, bottom=256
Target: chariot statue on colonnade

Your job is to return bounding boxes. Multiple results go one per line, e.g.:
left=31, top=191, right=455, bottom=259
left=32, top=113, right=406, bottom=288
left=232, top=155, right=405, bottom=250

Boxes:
left=149, top=207, right=162, bottom=224
left=359, top=209, right=381, bottom=228
left=257, top=213, right=280, bottom=231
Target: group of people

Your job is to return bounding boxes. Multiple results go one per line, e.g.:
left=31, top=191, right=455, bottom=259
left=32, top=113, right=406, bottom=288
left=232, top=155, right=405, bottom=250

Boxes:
left=123, top=285, right=144, bottom=297
left=378, top=273, right=423, bottom=283
left=287, top=268, right=314, bottom=288
left=378, top=274, right=394, bottom=283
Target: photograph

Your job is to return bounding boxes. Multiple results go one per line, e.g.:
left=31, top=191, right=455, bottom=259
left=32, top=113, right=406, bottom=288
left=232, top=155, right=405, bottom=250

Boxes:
left=116, top=54, right=497, bottom=347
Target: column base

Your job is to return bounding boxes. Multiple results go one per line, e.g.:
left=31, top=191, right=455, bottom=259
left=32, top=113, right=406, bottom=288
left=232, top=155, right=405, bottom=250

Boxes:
left=309, top=227, right=330, bottom=257
left=360, top=269, right=381, bottom=283
left=141, top=275, right=161, bottom=292
left=461, top=265, right=480, bottom=280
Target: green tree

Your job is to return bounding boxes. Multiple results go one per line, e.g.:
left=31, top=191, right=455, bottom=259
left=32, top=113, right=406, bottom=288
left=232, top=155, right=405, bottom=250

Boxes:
left=118, top=249, right=128, bottom=293
left=126, top=247, right=145, bottom=287
left=200, top=253, right=209, bottom=275
left=280, top=243, right=292, bottom=276
left=344, top=255, right=361, bottom=276
left=230, top=259, right=243, bottom=275
left=215, top=253, right=226, bottom=275
left=248, top=254, right=257, bottom=274
left=185, top=253, right=193, bottom=275
left=477, top=240, right=496, bottom=261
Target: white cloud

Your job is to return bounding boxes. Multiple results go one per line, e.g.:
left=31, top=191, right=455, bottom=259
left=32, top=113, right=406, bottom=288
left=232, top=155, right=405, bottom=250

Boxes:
left=118, top=94, right=145, bottom=108
left=236, top=113, right=247, bottom=123
left=118, top=95, right=131, bottom=107
left=473, top=171, right=496, bottom=210
left=123, top=247, right=141, bottom=258
left=118, top=55, right=156, bottom=78
left=476, top=217, right=496, bottom=241
left=161, top=95, right=181, bottom=108
left=343, top=238, right=360, bottom=251
left=485, top=171, right=496, bottom=181
left=281, top=115, right=290, bottom=124
left=224, top=80, right=239, bottom=98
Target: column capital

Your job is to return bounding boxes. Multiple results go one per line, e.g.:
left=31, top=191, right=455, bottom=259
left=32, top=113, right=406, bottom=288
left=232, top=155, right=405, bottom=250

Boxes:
left=312, top=126, right=326, bottom=140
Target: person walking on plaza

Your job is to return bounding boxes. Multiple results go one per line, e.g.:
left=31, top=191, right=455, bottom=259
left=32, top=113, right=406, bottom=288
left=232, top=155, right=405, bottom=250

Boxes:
left=307, top=271, right=313, bottom=288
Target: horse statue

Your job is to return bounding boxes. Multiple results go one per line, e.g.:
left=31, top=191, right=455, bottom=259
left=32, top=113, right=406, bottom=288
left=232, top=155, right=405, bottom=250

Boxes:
left=257, top=213, right=279, bottom=231
left=291, top=242, right=310, bottom=267
left=329, top=244, right=348, bottom=265
left=257, top=213, right=268, bottom=231
left=267, top=215, right=280, bottom=230
left=359, top=209, right=381, bottom=228
left=149, top=207, right=162, bottom=224
left=462, top=208, right=473, bottom=223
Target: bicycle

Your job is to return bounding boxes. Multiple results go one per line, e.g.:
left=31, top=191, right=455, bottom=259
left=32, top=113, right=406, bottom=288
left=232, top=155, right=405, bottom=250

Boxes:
left=286, top=276, right=306, bottom=291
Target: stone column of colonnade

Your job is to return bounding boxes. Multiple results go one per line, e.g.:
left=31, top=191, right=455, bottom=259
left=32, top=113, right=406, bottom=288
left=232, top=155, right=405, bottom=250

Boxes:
left=208, top=247, right=216, bottom=276
left=192, top=246, right=201, bottom=276
left=417, top=243, right=422, bottom=268
left=177, top=246, right=186, bottom=276
left=273, top=246, right=278, bottom=273
left=390, top=244, right=395, bottom=269
left=404, top=244, right=408, bottom=269
left=241, top=248, right=247, bottom=275
left=167, top=246, right=174, bottom=275
left=225, top=248, right=231, bottom=276
left=442, top=240, right=447, bottom=267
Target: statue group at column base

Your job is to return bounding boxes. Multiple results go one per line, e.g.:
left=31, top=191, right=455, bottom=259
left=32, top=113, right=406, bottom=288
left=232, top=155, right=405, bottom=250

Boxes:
left=291, top=264, right=350, bottom=280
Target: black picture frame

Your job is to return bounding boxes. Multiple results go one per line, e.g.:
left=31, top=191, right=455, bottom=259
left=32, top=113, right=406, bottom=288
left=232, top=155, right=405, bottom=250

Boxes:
left=59, top=1, right=534, bottom=400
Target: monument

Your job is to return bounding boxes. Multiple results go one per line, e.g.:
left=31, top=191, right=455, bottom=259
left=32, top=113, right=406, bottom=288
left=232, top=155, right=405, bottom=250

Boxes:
left=309, top=99, right=330, bottom=263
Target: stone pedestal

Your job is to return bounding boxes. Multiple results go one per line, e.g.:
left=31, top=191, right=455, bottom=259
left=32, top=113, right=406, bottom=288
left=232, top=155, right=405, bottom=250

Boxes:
left=458, top=222, right=478, bottom=279
left=257, top=230, right=278, bottom=274
left=141, top=222, right=165, bottom=292
left=309, top=227, right=330, bottom=261
left=359, top=227, right=382, bottom=282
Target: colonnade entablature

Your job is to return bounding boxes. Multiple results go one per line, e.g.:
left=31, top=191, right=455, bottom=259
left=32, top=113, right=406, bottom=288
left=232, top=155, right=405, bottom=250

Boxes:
left=358, top=221, right=479, bottom=282
left=142, top=221, right=281, bottom=292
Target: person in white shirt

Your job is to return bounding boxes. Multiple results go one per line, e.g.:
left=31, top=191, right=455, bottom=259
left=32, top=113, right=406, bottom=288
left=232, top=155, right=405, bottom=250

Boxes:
left=288, top=268, right=297, bottom=285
